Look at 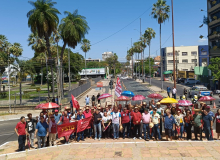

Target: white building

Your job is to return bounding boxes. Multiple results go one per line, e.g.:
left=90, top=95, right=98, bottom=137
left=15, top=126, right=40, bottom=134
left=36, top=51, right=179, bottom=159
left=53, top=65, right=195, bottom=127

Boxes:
left=102, top=51, right=113, bottom=61
left=161, top=46, right=199, bottom=72
left=86, top=58, right=101, bottom=62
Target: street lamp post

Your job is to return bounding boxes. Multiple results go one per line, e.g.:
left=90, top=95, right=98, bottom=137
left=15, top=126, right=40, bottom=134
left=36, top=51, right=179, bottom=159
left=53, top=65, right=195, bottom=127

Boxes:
left=8, top=55, right=11, bottom=113
left=171, top=0, right=176, bottom=88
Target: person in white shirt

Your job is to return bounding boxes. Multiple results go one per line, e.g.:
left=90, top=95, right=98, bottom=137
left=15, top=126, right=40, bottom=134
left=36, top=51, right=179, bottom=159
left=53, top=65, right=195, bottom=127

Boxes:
left=172, top=87, right=177, bottom=99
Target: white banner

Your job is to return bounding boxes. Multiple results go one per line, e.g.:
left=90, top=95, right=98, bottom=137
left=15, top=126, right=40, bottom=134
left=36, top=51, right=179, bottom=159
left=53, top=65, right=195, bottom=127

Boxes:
left=115, top=77, right=122, bottom=97
left=79, top=68, right=105, bottom=76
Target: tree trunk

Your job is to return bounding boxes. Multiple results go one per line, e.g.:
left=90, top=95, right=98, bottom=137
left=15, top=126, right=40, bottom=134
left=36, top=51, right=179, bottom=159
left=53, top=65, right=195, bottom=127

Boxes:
left=20, top=81, right=22, bottom=105
left=160, top=23, right=163, bottom=90
left=0, top=74, right=2, bottom=93
left=45, top=52, right=50, bottom=98
left=60, top=42, right=66, bottom=98
left=149, top=41, right=151, bottom=85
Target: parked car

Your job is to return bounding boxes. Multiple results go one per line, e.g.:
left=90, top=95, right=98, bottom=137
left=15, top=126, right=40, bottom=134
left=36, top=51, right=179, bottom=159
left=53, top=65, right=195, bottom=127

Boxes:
left=177, top=78, right=186, bottom=84
left=184, top=78, right=200, bottom=85
left=188, top=85, right=213, bottom=98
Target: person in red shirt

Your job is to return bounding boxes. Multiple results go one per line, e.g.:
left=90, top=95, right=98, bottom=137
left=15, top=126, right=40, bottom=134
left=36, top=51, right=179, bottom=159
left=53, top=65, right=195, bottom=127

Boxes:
left=130, top=107, right=142, bottom=140
left=14, top=116, right=26, bottom=151
left=214, top=109, right=220, bottom=140
left=83, top=106, right=93, bottom=138
left=48, top=115, right=57, bottom=146
left=121, top=107, right=130, bottom=139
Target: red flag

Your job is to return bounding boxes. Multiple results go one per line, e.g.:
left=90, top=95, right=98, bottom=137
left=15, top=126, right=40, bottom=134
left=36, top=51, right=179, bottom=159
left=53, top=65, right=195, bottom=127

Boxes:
left=115, top=77, right=122, bottom=97
left=71, top=94, right=80, bottom=110
left=77, top=117, right=92, bottom=133
left=57, top=121, right=77, bottom=141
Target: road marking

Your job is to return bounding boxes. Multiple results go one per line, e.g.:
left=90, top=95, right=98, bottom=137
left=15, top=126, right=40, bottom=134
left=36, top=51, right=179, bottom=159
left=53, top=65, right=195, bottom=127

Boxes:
left=0, top=142, right=10, bottom=148
left=0, top=132, right=15, bottom=137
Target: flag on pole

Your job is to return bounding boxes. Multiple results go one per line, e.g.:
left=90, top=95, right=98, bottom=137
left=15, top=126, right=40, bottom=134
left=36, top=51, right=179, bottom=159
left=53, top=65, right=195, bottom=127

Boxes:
left=71, top=94, right=80, bottom=110
left=115, top=77, right=122, bottom=97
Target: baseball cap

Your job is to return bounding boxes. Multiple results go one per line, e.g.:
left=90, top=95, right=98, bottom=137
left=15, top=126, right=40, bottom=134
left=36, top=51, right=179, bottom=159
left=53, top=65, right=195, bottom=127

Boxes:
left=55, top=110, right=58, bottom=113
left=206, top=106, right=210, bottom=109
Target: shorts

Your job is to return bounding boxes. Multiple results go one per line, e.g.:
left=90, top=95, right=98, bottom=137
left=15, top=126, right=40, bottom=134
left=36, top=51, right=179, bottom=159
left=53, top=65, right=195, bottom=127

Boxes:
left=165, top=129, right=172, bottom=137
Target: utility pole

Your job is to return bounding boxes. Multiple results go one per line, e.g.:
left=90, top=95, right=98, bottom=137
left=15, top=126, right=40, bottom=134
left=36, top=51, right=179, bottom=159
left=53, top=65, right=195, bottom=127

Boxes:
left=41, top=59, right=43, bottom=87
left=8, top=55, right=11, bottom=113
left=172, top=0, right=176, bottom=88
left=45, top=52, right=50, bottom=98
left=131, top=38, right=133, bottom=79
left=68, top=48, right=71, bottom=91
left=85, top=52, right=87, bottom=78
left=140, top=18, right=144, bottom=82
left=56, top=41, right=60, bottom=104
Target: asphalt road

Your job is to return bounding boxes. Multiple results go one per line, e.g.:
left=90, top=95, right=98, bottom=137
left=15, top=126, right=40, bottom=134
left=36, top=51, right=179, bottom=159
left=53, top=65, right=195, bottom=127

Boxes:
left=0, top=120, right=18, bottom=146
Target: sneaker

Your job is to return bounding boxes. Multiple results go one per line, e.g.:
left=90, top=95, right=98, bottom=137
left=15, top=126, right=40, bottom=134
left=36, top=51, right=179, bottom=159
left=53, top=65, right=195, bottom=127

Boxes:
left=139, top=137, right=142, bottom=140
left=81, top=139, right=85, bottom=141
left=133, top=137, right=136, bottom=140
left=94, top=138, right=97, bottom=140
left=123, top=137, right=125, bottom=139
left=98, top=138, right=101, bottom=141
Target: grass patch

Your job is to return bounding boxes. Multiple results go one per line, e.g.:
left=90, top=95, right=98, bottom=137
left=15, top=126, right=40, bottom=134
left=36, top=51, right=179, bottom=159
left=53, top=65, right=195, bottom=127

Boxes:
left=0, top=112, right=16, bottom=116
left=0, top=149, right=4, bottom=152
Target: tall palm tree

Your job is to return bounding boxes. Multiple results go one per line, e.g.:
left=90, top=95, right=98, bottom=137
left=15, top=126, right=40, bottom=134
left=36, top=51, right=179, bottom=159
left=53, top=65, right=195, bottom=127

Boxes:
left=144, top=28, right=156, bottom=85
left=127, top=47, right=134, bottom=78
left=151, top=0, right=170, bottom=89
left=139, top=36, right=147, bottom=82
left=27, top=0, right=60, bottom=97
left=81, top=39, right=91, bottom=78
left=133, top=42, right=142, bottom=79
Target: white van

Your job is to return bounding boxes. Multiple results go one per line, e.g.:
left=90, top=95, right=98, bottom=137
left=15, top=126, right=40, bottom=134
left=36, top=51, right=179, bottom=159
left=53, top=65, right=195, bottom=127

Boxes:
left=184, top=78, right=200, bottom=84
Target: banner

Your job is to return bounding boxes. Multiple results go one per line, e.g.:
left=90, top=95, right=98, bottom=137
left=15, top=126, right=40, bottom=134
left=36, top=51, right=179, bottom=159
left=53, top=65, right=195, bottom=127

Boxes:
left=57, top=121, right=77, bottom=141
left=115, top=77, right=122, bottom=97
left=77, top=117, right=92, bottom=133
left=97, top=82, right=103, bottom=87
left=71, top=94, right=80, bottom=110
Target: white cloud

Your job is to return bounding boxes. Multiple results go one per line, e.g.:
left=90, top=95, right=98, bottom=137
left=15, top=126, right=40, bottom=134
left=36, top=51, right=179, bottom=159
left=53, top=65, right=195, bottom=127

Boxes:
left=198, top=38, right=208, bottom=43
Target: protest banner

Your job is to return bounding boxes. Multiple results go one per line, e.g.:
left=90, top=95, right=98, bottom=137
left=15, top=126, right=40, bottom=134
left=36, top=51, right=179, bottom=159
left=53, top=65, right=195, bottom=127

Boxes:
left=77, top=117, right=92, bottom=133
left=57, top=121, right=77, bottom=141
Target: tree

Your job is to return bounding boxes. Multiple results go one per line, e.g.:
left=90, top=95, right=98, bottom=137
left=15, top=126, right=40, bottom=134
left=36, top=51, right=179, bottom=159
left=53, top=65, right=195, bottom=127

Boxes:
left=208, top=57, right=220, bottom=89
left=105, top=53, right=118, bottom=76
left=127, top=47, right=134, bottom=77
left=151, top=0, right=170, bottom=87
left=133, top=41, right=142, bottom=78
left=144, top=28, right=156, bottom=84
left=81, top=39, right=91, bottom=78
left=27, top=0, right=60, bottom=97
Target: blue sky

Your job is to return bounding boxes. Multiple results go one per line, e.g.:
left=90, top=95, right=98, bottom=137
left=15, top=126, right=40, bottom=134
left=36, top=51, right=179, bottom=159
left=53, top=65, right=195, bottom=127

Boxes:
left=0, top=0, right=208, bottom=62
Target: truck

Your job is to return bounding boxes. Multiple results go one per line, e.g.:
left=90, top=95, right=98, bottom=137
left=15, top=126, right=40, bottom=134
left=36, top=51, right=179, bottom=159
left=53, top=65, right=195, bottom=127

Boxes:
left=188, top=85, right=213, bottom=98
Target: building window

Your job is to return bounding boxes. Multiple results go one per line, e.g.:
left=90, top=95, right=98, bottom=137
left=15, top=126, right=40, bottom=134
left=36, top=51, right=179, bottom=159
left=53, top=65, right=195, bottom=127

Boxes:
left=167, top=53, right=173, bottom=56
left=191, top=59, right=197, bottom=63
left=201, top=51, right=207, bottom=55
left=191, top=51, right=197, bottom=56
left=211, top=0, right=220, bottom=8
left=168, top=60, right=173, bottom=63
left=182, top=52, right=188, bottom=56
left=182, top=59, right=188, bottom=63
left=202, top=58, right=207, bottom=66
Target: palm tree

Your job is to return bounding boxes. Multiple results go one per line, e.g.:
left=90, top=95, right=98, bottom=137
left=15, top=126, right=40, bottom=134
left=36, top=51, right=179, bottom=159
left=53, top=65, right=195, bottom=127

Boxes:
left=133, top=42, right=142, bottom=79
left=81, top=39, right=91, bottom=78
left=144, top=28, right=156, bottom=85
left=27, top=0, right=60, bottom=97
left=151, top=0, right=170, bottom=89
left=127, top=47, right=134, bottom=78
left=139, top=37, right=147, bottom=82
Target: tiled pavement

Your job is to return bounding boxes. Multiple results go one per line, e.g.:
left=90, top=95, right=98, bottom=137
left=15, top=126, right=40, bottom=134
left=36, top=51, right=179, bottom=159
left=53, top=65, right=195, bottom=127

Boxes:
left=1, top=141, right=220, bottom=160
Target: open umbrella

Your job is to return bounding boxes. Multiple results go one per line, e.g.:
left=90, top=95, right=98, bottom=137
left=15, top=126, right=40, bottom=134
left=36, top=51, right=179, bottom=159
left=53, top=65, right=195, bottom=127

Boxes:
left=198, top=96, right=216, bottom=102
left=40, top=102, right=59, bottom=109
left=35, top=103, right=45, bottom=109
left=115, top=96, right=130, bottom=101
left=98, top=93, right=112, bottom=100
left=132, top=95, right=146, bottom=101
left=160, top=97, right=178, bottom=104
left=121, top=91, right=135, bottom=97
left=178, top=100, right=192, bottom=106
left=147, top=93, right=163, bottom=99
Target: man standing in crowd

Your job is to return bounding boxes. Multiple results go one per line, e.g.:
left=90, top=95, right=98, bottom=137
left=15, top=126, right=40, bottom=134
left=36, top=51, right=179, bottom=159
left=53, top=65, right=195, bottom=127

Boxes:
left=85, top=95, right=90, bottom=105
left=151, top=108, right=161, bottom=140
left=142, top=108, right=151, bottom=140
left=203, top=110, right=213, bottom=140
left=54, top=110, right=61, bottom=125
left=48, top=115, right=57, bottom=146
left=193, top=111, right=202, bottom=140
left=25, top=113, right=37, bottom=148
left=15, top=116, right=26, bottom=151
left=167, top=86, right=171, bottom=97
left=77, top=110, right=85, bottom=142
left=97, top=93, right=100, bottom=104
left=83, top=106, right=92, bottom=138
left=183, top=88, right=188, bottom=100
left=121, top=107, right=130, bottom=139
left=172, top=87, right=177, bottom=99
left=164, top=109, right=175, bottom=141
left=93, top=109, right=102, bottom=140
left=111, top=106, right=121, bottom=140
left=35, top=116, right=49, bottom=148
left=130, top=107, right=142, bottom=140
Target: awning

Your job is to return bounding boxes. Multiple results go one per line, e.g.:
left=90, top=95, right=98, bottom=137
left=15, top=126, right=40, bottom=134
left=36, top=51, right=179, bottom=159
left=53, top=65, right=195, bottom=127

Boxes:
left=163, top=71, right=173, bottom=74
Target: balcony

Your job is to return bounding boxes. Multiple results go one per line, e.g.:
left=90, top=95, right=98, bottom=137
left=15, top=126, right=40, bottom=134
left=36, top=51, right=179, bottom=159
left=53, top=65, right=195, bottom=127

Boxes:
left=208, top=3, right=220, bottom=14
left=210, top=47, right=220, bottom=57
left=209, top=34, right=218, bottom=40
left=209, top=18, right=220, bottom=27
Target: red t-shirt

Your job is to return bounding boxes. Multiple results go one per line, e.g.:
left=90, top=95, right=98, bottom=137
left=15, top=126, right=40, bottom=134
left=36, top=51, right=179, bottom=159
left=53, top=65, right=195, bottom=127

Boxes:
left=16, top=121, right=26, bottom=135
left=215, top=113, right=220, bottom=123
left=50, top=120, right=57, bottom=133
left=130, top=111, right=142, bottom=125
left=121, top=111, right=130, bottom=124
left=59, top=116, right=71, bottom=124
left=184, top=115, right=193, bottom=123
left=83, top=111, right=92, bottom=118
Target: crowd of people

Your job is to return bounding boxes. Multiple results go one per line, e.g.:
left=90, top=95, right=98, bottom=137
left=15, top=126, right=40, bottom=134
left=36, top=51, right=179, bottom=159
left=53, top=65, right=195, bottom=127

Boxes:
left=14, top=97, right=218, bottom=152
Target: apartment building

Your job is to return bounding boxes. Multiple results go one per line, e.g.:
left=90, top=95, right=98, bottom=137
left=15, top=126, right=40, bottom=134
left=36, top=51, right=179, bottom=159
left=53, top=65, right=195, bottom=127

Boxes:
left=207, top=0, right=220, bottom=57
left=102, top=51, right=113, bottom=61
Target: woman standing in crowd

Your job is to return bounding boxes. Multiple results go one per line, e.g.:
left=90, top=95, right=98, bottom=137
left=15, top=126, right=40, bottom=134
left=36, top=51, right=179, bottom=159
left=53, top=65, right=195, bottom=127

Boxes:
left=102, top=112, right=111, bottom=139
left=184, top=110, right=193, bottom=140
left=214, top=109, right=220, bottom=140
left=175, top=110, right=184, bottom=140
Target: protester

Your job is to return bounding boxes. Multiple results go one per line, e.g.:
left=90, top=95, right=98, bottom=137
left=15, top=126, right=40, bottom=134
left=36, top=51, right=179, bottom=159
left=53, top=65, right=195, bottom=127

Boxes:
left=48, top=115, right=57, bottom=146
left=193, top=111, right=202, bottom=140
left=203, top=110, right=213, bottom=140
left=111, top=106, right=121, bottom=140
left=151, top=108, right=161, bottom=140
left=121, top=107, right=130, bottom=139
left=77, top=110, right=85, bottom=142
left=130, top=107, right=142, bottom=140
left=142, top=108, right=151, bottom=140
left=83, top=106, right=92, bottom=138
left=54, top=110, right=62, bottom=125
left=164, top=109, right=175, bottom=141
left=85, top=95, right=90, bottom=105
left=183, top=88, right=188, bottom=100
left=15, top=116, right=26, bottom=151
left=25, top=113, right=37, bottom=148
left=93, top=109, right=102, bottom=140
left=92, top=95, right=96, bottom=106
left=35, top=116, right=49, bottom=148
left=156, top=102, right=163, bottom=135
left=98, top=106, right=103, bottom=117
left=214, top=109, right=220, bottom=140
left=102, top=112, right=111, bottom=139
left=97, top=93, right=100, bottom=104
left=184, top=110, right=193, bottom=140
left=167, top=86, right=171, bottom=97
left=172, top=87, right=177, bottom=99
left=175, top=110, right=184, bottom=140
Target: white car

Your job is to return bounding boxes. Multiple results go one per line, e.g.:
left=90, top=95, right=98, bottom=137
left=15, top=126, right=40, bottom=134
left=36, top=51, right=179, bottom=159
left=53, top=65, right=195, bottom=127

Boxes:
left=184, top=78, right=200, bottom=85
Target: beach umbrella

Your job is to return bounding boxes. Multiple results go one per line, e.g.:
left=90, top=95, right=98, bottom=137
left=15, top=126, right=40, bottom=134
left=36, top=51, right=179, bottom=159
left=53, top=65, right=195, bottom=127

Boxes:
left=132, top=95, right=146, bottom=101
left=178, top=100, right=192, bottom=106
left=198, top=96, right=216, bottom=102
left=160, top=97, right=178, bottom=104
left=147, top=93, right=163, bottom=99
left=121, top=91, right=135, bottom=97
left=40, top=102, right=59, bottom=109
left=98, top=93, right=112, bottom=100
left=115, top=96, right=130, bottom=101
left=35, top=103, right=45, bottom=109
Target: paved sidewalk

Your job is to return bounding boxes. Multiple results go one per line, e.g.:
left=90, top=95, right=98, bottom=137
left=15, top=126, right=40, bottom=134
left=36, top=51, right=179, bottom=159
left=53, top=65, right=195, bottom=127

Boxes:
left=1, top=141, right=220, bottom=160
